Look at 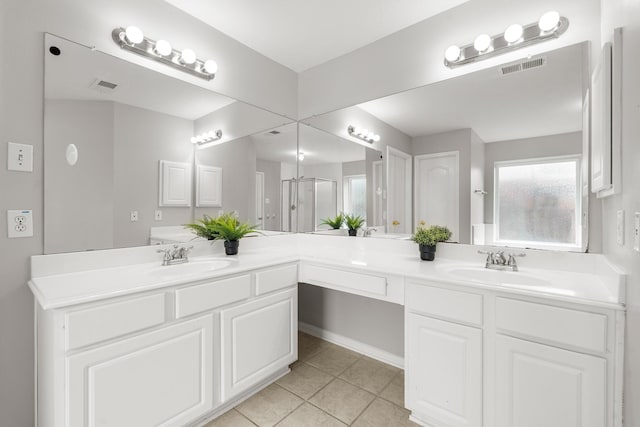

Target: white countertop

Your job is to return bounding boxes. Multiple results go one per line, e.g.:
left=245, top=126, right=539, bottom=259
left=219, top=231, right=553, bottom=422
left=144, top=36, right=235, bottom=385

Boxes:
left=29, top=233, right=626, bottom=310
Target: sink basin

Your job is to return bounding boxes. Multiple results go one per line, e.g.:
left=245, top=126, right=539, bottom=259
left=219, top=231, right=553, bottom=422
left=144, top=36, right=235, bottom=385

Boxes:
left=147, top=257, right=233, bottom=279
left=441, top=266, right=551, bottom=287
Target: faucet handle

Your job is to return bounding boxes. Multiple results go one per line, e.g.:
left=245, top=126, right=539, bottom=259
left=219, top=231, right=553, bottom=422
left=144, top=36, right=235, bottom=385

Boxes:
left=477, top=250, right=494, bottom=265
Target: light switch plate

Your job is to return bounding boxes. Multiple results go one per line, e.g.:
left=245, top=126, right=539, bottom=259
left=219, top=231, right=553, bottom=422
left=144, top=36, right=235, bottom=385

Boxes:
left=130, top=210, right=138, bottom=222
left=154, top=210, right=162, bottom=221
left=7, top=209, right=33, bottom=238
left=634, top=212, right=640, bottom=252
left=7, top=142, right=33, bottom=172
left=617, top=210, right=624, bottom=245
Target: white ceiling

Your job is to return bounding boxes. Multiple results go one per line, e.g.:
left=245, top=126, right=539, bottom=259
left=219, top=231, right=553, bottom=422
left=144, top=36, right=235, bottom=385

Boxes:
left=164, top=0, right=470, bottom=72
left=357, top=43, right=585, bottom=142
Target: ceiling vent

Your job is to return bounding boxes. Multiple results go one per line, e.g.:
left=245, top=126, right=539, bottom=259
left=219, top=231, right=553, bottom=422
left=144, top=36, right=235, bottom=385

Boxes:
left=267, top=130, right=281, bottom=135
left=89, top=78, right=119, bottom=93
left=501, top=57, right=546, bottom=75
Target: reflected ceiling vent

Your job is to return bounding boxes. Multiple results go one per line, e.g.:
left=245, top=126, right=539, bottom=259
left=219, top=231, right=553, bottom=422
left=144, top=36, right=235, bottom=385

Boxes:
left=501, top=57, right=546, bottom=75
left=89, top=78, right=119, bottom=93
left=267, top=130, right=281, bottom=135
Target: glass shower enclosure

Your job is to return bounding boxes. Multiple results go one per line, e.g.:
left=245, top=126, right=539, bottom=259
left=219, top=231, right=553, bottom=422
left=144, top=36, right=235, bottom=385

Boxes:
left=281, top=177, right=337, bottom=232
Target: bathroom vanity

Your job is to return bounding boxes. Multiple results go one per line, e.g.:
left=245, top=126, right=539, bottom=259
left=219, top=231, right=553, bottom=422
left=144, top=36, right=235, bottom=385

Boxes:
left=29, top=234, right=625, bottom=427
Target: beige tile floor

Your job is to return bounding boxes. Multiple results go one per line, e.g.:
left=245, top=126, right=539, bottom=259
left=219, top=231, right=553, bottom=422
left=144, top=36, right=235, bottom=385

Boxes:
left=205, top=332, right=420, bottom=427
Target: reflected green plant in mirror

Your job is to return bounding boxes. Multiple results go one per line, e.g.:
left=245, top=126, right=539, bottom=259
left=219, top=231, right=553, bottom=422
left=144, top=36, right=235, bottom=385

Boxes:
left=320, top=212, right=345, bottom=229
left=345, top=214, right=365, bottom=236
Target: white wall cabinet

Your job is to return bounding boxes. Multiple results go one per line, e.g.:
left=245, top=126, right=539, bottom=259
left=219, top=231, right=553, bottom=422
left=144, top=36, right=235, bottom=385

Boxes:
left=495, top=334, right=606, bottom=427
left=36, top=263, right=298, bottom=427
left=406, top=313, right=482, bottom=427
left=221, top=288, right=297, bottom=400
left=67, top=314, right=215, bottom=427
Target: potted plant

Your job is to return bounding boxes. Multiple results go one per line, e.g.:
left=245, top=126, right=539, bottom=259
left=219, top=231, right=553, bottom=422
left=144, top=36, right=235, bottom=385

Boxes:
left=344, top=214, right=365, bottom=237
left=412, top=225, right=452, bottom=261
left=320, top=212, right=345, bottom=230
left=184, top=214, right=220, bottom=240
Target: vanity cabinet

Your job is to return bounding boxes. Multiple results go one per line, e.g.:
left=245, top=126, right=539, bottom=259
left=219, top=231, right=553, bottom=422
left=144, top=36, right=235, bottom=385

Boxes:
left=405, top=281, right=624, bottom=427
left=35, top=262, right=299, bottom=427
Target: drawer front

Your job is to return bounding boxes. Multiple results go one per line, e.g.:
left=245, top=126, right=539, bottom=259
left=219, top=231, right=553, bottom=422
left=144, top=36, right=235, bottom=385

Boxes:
left=406, top=283, right=483, bottom=326
left=301, top=263, right=387, bottom=296
left=495, top=297, right=608, bottom=353
left=255, top=263, right=298, bottom=296
left=66, top=293, right=166, bottom=350
left=176, top=274, right=251, bottom=318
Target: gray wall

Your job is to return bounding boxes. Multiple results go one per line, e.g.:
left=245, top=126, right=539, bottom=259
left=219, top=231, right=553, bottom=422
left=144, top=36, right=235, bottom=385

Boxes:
left=113, top=103, right=194, bottom=248
left=256, top=158, right=282, bottom=230
left=298, top=284, right=404, bottom=357
left=44, top=100, right=115, bottom=253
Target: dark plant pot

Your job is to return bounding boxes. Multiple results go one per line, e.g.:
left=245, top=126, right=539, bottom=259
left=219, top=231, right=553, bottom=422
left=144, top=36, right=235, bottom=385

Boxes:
left=419, top=244, right=436, bottom=261
left=224, top=240, right=239, bottom=255
left=348, top=229, right=357, bottom=237
left=207, top=236, right=215, bottom=240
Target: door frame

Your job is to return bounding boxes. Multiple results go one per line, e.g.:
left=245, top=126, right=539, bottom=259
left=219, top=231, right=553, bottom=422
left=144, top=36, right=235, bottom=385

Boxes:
left=386, top=146, right=412, bottom=233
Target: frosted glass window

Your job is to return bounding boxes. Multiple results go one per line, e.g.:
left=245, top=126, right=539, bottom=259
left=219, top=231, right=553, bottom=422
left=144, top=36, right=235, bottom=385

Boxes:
left=495, top=157, right=581, bottom=248
left=343, top=175, right=366, bottom=220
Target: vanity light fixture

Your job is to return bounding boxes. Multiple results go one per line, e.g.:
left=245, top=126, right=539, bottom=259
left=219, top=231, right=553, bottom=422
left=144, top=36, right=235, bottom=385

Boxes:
left=191, top=130, right=223, bottom=146
left=348, top=125, right=381, bottom=143
left=112, top=26, right=218, bottom=81
left=444, top=11, right=568, bottom=68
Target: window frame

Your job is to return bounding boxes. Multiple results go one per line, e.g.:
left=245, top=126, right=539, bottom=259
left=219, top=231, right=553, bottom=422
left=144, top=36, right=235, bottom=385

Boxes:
left=493, top=155, right=584, bottom=252
left=342, top=174, right=367, bottom=220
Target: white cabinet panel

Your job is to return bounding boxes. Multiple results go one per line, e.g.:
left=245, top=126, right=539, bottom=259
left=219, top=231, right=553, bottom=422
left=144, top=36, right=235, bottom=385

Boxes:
left=406, top=282, right=483, bottom=326
left=221, top=288, right=297, bottom=400
left=495, top=334, right=607, bottom=427
left=406, top=313, right=482, bottom=427
left=159, top=160, right=192, bottom=207
left=255, top=263, right=298, bottom=296
left=175, top=274, right=251, bottom=318
left=67, top=315, right=214, bottom=427
left=196, top=165, right=222, bottom=207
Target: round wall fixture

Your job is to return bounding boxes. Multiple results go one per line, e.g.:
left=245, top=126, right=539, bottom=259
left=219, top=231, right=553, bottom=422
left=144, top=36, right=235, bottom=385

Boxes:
left=65, top=144, right=78, bottom=166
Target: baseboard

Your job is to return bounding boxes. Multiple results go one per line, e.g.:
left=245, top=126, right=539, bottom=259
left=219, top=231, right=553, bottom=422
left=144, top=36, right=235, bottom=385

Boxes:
left=299, top=321, right=404, bottom=369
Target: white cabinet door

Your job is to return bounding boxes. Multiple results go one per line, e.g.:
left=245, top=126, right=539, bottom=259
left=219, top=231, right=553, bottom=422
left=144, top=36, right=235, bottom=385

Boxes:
left=67, top=315, right=214, bottom=427
left=406, top=313, right=482, bottom=427
left=221, top=288, right=297, bottom=400
left=495, top=335, right=607, bottom=427
left=159, top=160, right=192, bottom=207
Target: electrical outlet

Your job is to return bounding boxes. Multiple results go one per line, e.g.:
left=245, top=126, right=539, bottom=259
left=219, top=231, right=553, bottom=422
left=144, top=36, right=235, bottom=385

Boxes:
left=154, top=210, right=162, bottom=221
left=130, top=210, right=138, bottom=222
left=617, top=210, right=624, bottom=246
left=7, top=209, right=33, bottom=238
left=634, top=212, right=640, bottom=253
left=7, top=142, right=33, bottom=172
left=218, top=210, right=224, bottom=217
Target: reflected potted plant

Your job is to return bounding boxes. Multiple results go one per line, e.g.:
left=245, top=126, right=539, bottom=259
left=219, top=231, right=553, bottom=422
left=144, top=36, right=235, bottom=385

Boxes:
left=184, top=214, right=220, bottom=240
left=412, top=225, right=452, bottom=261
left=320, top=213, right=345, bottom=230
left=186, top=213, right=257, bottom=255
left=344, top=214, right=365, bottom=237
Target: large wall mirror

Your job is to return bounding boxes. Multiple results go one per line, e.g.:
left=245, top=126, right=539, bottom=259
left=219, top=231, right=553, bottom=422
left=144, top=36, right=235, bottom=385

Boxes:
left=44, top=33, right=295, bottom=254
left=301, top=42, right=590, bottom=251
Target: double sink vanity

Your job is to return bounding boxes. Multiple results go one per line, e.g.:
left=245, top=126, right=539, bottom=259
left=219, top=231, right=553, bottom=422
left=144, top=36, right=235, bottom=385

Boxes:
left=29, top=233, right=625, bottom=427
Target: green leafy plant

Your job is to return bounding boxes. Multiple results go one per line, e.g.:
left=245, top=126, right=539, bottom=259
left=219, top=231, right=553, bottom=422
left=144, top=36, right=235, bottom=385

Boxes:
left=184, top=214, right=220, bottom=240
left=344, top=214, right=365, bottom=231
left=412, top=225, right=452, bottom=247
left=320, top=213, right=345, bottom=229
left=207, top=213, right=258, bottom=242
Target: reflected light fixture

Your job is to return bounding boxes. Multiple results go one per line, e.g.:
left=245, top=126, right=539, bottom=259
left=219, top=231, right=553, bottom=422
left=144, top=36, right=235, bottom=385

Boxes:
left=444, top=11, right=568, bottom=68
left=191, top=129, right=223, bottom=146
left=348, top=125, right=381, bottom=143
left=113, top=26, right=218, bottom=80
left=298, top=152, right=305, bottom=161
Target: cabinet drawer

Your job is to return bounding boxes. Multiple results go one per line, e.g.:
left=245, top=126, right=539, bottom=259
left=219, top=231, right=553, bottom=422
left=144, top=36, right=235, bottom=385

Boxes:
left=175, top=274, right=251, bottom=318
left=255, top=263, right=298, bottom=295
left=406, top=283, right=483, bottom=326
left=301, top=264, right=387, bottom=296
left=65, top=293, right=166, bottom=350
left=495, top=297, right=608, bottom=353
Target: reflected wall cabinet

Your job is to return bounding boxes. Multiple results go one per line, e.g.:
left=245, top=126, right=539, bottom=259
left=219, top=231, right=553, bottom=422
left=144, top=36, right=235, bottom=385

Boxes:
left=159, top=160, right=192, bottom=207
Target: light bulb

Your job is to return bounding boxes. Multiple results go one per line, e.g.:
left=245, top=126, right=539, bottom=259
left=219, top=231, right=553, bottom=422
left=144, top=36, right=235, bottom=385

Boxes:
left=474, top=34, right=491, bottom=53
left=361, top=128, right=368, bottom=136
left=180, top=49, right=197, bottom=65
left=154, top=39, right=172, bottom=57
left=373, top=134, right=381, bottom=142
left=208, top=130, right=217, bottom=139
left=367, top=132, right=375, bottom=141
left=190, top=136, right=198, bottom=144
left=203, top=60, right=218, bottom=74
left=504, top=24, right=524, bottom=43
left=444, top=45, right=461, bottom=62
left=539, top=11, right=560, bottom=32
left=352, top=127, right=361, bottom=135
left=298, top=152, right=305, bottom=161
left=124, top=26, right=144, bottom=45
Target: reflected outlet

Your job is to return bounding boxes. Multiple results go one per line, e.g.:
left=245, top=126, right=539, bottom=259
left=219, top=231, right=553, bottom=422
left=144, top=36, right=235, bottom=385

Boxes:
left=7, top=209, right=33, bottom=238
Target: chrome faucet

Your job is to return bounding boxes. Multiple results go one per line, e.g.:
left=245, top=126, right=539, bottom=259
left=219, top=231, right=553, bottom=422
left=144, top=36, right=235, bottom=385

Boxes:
left=157, top=245, right=193, bottom=266
left=362, top=227, right=378, bottom=237
left=478, top=250, right=525, bottom=271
